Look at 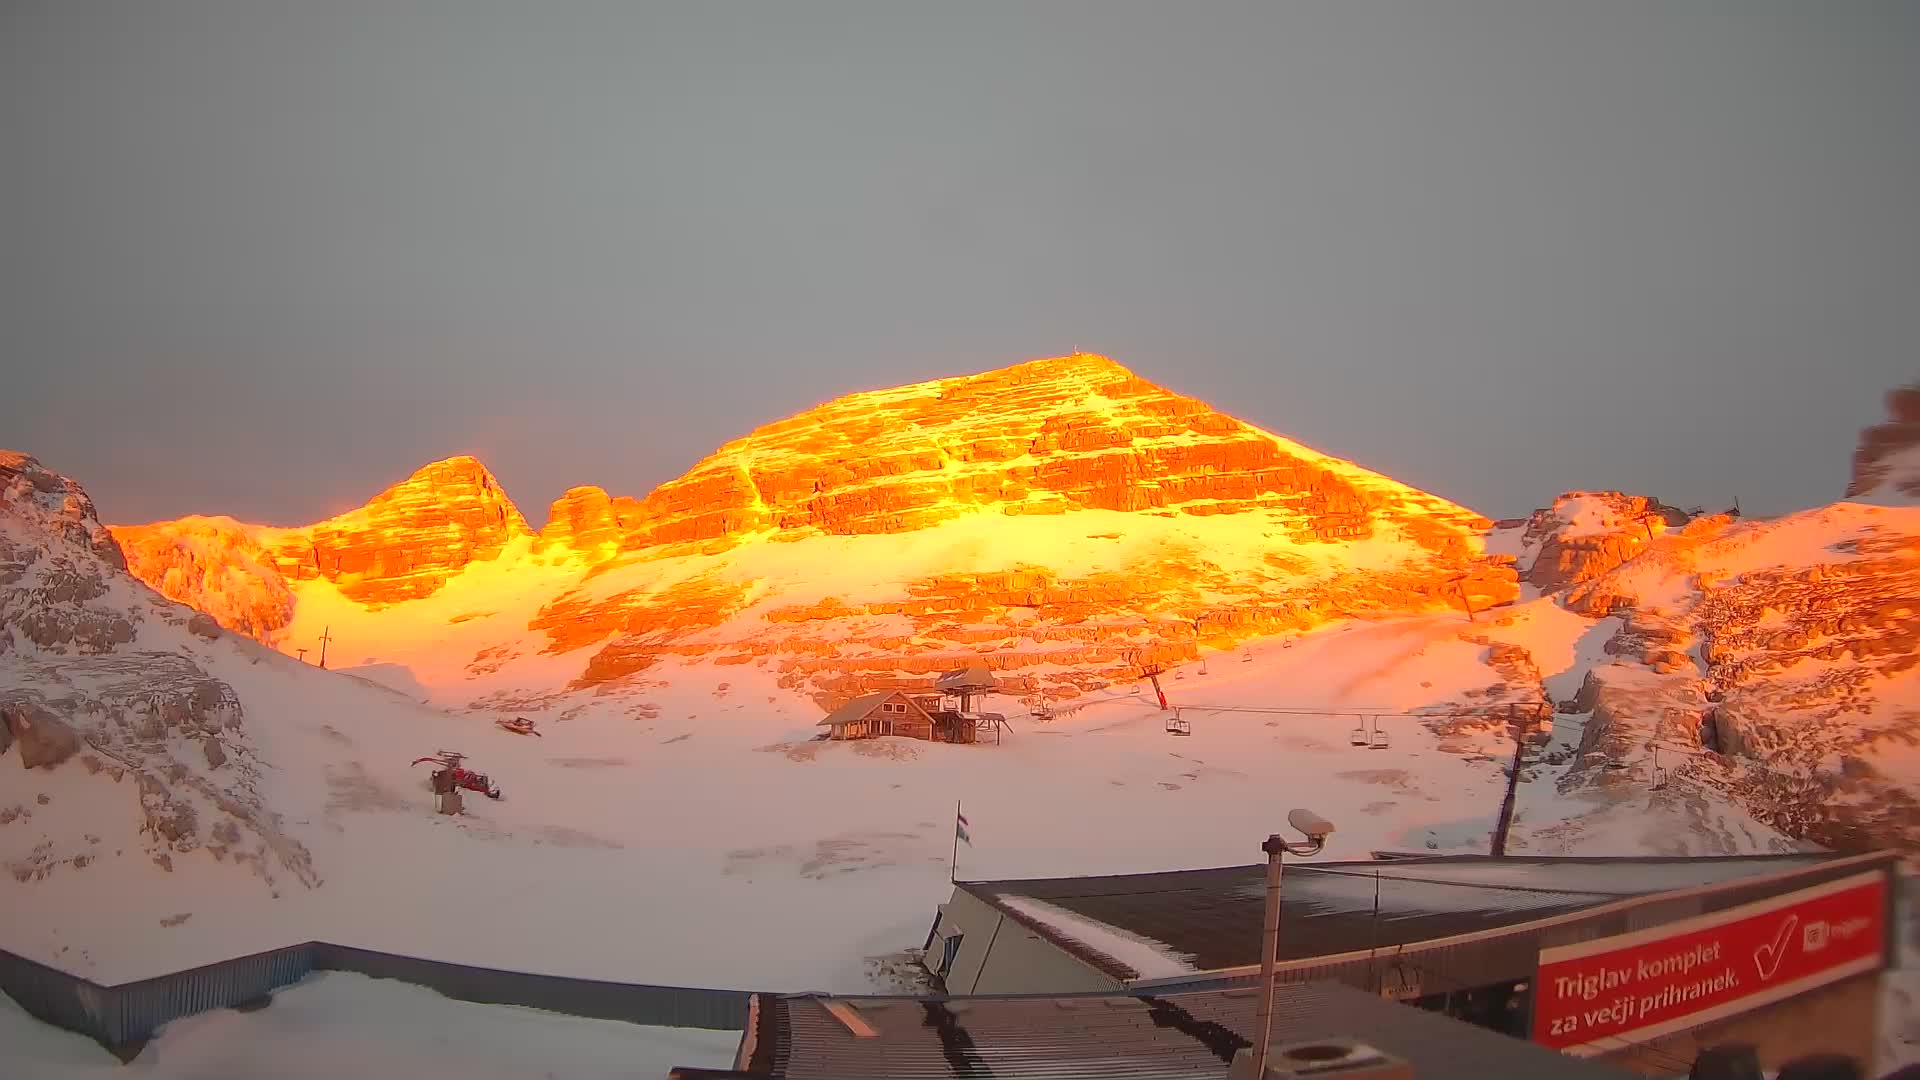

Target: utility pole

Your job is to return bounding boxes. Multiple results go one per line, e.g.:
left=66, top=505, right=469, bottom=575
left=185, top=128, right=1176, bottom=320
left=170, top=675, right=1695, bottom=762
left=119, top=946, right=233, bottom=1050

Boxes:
left=296, top=648, right=308, bottom=664
left=1248, top=812, right=1333, bottom=1080
left=1452, top=576, right=1478, bottom=623
left=1490, top=705, right=1535, bottom=856
left=317, top=626, right=334, bottom=670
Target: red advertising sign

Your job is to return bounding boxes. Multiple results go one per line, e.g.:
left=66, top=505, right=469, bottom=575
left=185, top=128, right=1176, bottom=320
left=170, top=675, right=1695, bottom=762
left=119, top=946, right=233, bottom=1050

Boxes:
left=1534, top=870, right=1886, bottom=1055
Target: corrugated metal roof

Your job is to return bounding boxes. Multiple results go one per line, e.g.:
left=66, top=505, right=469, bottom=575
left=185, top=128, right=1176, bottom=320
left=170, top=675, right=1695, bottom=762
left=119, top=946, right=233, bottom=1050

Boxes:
left=935, top=664, right=995, bottom=691
left=958, top=853, right=1849, bottom=982
left=754, top=981, right=1638, bottom=1079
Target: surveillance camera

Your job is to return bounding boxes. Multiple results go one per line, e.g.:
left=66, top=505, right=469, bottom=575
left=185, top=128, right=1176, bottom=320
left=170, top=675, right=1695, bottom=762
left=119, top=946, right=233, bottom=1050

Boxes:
left=1288, top=808, right=1335, bottom=842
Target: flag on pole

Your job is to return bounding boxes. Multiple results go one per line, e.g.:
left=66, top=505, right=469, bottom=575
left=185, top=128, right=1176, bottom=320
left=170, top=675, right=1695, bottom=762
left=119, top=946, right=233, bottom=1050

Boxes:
left=956, top=808, right=972, bottom=846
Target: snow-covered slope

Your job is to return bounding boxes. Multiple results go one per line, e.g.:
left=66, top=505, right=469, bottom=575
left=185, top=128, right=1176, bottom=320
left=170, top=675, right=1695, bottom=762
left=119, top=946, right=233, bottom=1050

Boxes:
left=11, top=367, right=1915, bottom=1004
left=1548, top=500, right=1920, bottom=851
left=7, top=444, right=1803, bottom=999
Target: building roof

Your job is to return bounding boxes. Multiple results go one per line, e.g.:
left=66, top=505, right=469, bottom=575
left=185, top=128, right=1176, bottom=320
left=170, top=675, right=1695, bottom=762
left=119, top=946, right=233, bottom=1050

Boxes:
left=957, top=852, right=1856, bottom=983
left=737, top=981, right=1637, bottom=1079
left=934, top=664, right=995, bottom=691
left=816, top=691, right=900, bottom=727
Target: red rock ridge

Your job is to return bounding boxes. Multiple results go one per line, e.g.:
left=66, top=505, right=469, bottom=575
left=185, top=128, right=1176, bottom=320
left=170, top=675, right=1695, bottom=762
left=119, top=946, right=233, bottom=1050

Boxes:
left=535, top=354, right=1491, bottom=560
left=271, top=456, right=532, bottom=604
left=115, top=357, right=1520, bottom=686
left=112, top=516, right=297, bottom=644
left=115, top=455, right=533, bottom=624
left=1521, top=492, right=1691, bottom=593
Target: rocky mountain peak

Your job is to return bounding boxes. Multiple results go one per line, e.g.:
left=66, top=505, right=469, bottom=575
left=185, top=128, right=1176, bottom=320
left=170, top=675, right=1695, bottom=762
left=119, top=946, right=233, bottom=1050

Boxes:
left=113, top=453, right=535, bottom=616
left=533, top=353, right=1490, bottom=561
left=1516, top=491, right=1691, bottom=593
left=0, top=453, right=318, bottom=894
left=537, top=485, right=624, bottom=555
left=0, top=450, right=127, bottom=571
left=1847, top=384, right=1920, bottom=504
left=105, top=356, right=1518, bottom=683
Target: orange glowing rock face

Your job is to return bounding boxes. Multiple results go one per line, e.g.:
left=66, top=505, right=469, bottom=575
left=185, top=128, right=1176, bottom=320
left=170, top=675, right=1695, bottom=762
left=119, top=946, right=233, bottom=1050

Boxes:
left=109, top=456, right=531, bottom=656
left=534, top=354, right=1493, bottom=557
left=272, top=456, right=532, bottom=605
left=115, top=456, right=532, bottom=617
left=111, top=516, right=297, bottom=644
left=113, top=355, right=1522, bottom=695
left=1516, top=492, right=1692, bottom=593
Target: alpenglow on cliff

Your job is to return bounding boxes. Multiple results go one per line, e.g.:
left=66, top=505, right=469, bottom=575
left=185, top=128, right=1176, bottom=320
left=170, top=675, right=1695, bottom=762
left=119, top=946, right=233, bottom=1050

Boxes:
left=111, top=355, right=1520, bottom=704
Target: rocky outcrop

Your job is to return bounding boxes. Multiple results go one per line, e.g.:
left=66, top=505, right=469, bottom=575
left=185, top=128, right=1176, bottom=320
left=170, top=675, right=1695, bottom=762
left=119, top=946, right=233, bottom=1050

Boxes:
left=2, top=700, right=81, bottom=770
left=537, top=485, right=625, bottom=558
left=1523, top=492, right=1688, bottom=592
left=0, top=452, right=126, bottom=571
left=267, top=456, right=532, bottom=606
left=0, top=457, right=142, bottom=657
left=1556, top=495, right=1920, bottom=851
left=115, top=456, right=534, bottom=628
left=112, top=516, right=296, bottom=644
left=1, top=452, right=318, bottom=889
left=1847, top=384, right=1920, bottom=503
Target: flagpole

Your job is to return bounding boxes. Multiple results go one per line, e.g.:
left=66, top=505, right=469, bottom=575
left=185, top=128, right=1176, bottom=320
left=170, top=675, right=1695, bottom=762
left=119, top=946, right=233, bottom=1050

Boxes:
left=951, top=799, right=960, bottom=883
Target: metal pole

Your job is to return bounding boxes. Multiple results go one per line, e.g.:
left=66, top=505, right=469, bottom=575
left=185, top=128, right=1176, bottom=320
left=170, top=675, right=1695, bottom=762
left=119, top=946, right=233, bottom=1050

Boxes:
left=1253, top=834, right=1286, bottom=1079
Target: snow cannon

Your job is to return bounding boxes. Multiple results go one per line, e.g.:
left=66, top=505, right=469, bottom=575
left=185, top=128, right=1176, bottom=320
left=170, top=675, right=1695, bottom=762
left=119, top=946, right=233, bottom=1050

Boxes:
left=412, top=754, right=503, bottom=800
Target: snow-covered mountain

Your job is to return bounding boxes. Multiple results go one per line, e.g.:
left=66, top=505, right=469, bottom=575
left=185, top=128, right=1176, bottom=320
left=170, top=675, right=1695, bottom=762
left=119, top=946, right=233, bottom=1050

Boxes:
left=113, top=355, right=1519, bottom=711
left=5, top=359, right=1915, bottom=996
left=0, top=450, right=316, bottom=894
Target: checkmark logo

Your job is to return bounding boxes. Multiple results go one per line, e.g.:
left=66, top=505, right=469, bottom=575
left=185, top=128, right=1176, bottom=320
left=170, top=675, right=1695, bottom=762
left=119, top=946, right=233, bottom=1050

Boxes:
left=1754, top=914, right=1799, bottom=981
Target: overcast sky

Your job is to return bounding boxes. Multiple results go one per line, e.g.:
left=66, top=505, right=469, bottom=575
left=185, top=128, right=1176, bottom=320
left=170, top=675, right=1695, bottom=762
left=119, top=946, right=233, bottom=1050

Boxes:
left=4, top=2, right=1915, bottom=526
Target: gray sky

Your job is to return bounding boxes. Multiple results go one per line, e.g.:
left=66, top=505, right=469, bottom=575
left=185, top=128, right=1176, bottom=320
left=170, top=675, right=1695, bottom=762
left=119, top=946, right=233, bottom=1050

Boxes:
left=4, top=2, right=1915, bottom=526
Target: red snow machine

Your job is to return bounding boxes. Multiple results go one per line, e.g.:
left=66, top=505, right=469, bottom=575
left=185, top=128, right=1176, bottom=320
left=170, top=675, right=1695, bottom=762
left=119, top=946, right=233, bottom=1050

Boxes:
left=495, top=716, right=541, bottom=737
left=411, top=750, right=502, bottom=800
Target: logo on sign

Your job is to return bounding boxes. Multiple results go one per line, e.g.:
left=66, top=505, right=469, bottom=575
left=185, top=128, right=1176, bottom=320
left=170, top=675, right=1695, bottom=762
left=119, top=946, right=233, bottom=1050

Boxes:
left=1753, top=914, right=1797, bottom=980
left=1803, top=920, right=1829, bottom=953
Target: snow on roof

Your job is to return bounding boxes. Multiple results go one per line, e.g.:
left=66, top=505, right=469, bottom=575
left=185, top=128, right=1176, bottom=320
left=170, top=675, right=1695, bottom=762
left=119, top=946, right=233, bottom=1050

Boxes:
left=5, top=970, right=742, bottom=1079
left=962, top=852, right=1857, bottom=982
left=997, top=894, right=1199, bottom=981
left=816, top=690, right=901, bottom=726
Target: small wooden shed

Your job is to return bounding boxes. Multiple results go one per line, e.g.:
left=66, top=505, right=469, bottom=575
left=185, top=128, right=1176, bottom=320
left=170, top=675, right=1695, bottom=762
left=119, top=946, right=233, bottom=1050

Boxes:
left=818, top=690, right=940, bottom=741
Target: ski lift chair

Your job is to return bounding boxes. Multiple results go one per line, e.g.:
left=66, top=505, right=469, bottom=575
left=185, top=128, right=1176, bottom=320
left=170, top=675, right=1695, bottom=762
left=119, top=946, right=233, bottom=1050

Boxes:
left=1166, top=715, right=1192, bottom=736
left=1369, top=722, right=1391, bottom=750
left=1349, top=722, right=1370, bottom=747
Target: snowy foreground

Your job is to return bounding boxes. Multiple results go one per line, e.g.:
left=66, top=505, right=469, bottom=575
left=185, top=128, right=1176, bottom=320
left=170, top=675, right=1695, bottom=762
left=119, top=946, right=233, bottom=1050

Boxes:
left=5, top=595, right=1800, bottom=994
left=3, top=971, right=739, bottom=1079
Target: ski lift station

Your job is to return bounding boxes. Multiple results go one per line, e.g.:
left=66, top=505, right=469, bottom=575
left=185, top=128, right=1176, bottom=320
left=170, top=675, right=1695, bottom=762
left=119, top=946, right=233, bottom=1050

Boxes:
left=815, top=665, right=1012, bottom=745
left=919, top=850, right=1900, bottom=1077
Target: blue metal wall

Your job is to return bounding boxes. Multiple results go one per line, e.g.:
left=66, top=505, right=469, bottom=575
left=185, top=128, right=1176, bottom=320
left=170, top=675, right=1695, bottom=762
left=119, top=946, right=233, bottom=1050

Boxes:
left=1, top=938, right=749, bottom=1058
left=0, top=945, right=114, bottom=1045
left=317, top=944, right=751, bottom=1030
left=101, top=943, right=319, bottom=1047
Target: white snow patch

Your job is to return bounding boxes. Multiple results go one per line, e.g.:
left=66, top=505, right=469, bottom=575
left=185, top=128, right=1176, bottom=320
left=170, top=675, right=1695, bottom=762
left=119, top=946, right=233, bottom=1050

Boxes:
left=2, top=972, right=740, bottom=1080
left=997, top=895, right=1198, bottom=981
